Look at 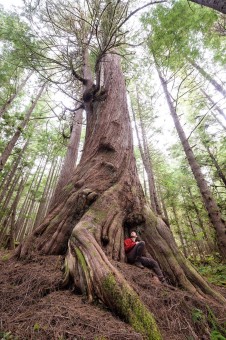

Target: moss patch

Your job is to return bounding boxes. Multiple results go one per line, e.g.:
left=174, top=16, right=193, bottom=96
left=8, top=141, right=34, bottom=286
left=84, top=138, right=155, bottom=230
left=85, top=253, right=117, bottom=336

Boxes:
left=75, top=247, right=89, bottom=275
left=64, top=182, right=74, bottom=192
left=102, top=273, right=162, bottom=340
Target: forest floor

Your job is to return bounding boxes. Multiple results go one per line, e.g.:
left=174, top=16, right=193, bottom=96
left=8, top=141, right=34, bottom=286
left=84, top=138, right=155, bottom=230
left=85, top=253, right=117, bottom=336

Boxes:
left=0, top=249, right=226, bottom=340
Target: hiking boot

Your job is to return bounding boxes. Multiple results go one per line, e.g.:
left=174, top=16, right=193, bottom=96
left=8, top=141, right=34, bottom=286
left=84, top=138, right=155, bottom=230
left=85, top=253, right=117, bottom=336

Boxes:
left=134, top=261, right=144, bottom=269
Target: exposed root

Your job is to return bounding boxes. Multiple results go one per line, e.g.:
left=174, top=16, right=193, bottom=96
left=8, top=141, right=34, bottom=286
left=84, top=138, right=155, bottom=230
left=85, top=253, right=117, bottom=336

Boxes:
left=64, top=218, right=162, bottom=339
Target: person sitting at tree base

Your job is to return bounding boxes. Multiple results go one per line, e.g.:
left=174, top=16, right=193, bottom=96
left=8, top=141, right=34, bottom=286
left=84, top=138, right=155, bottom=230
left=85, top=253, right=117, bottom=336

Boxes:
left=124, top=230, right=166, bottom=283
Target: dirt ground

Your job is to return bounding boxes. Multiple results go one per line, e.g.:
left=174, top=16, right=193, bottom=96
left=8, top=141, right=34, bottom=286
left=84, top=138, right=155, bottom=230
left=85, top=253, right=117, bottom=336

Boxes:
left=0, top=250, right=226, bottom=340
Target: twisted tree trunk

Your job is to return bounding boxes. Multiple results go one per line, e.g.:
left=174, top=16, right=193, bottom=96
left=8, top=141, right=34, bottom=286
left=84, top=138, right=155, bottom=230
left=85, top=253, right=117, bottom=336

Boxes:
left=16, top=53, right=225, bottom=337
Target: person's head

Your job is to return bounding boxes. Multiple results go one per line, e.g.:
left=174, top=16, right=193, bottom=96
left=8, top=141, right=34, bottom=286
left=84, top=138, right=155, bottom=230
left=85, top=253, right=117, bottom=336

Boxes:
left=130, top=230, right=137, bottom=238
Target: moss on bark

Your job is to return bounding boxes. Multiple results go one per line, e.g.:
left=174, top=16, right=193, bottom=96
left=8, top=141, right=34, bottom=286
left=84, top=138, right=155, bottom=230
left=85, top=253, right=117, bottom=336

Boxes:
left=102, top=273, right=162, bottom=340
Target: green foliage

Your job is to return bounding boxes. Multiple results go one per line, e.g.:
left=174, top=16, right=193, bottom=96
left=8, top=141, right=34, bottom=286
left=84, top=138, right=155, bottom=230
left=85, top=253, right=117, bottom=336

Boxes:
left=210, top=330, right=226, bottom=340
left=196, top=263, right=226, bottom=286
left=0, top=331, right=16, bottom=340
left=33, top=323, right=40, bottom=331
left=142, top=0, right=224, bottom=68
left=192, top=308, right=205, bottom=323
left=1, top=254, right=9, bottom=261
left=191, top=306, right=226, bottom=339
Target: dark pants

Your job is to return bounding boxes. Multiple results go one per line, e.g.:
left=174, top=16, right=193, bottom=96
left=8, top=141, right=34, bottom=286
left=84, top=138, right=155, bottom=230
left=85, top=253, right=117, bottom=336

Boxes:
left=127, top=241, right=164, bottom=280
left=126, top=241, right=145, bottom=263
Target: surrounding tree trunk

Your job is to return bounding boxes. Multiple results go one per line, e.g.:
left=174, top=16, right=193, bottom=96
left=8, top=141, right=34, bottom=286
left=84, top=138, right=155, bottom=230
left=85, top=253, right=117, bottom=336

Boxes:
left=172, top=204, right=188, bottom=258
left=210, top=109, right=226, bottom=131
left=16, top=53, right=225, bottom=336
left=187, top=187, right=214, bottom=252
left=0, top=85, right=45, bottom=171
left=183, top=204, right=205, bottom=261
left=205, top=145, right=226, bottom=188
left=132, top=105, right=157, bottom=212
left=189, top=59, right=226, bottom=97
left=15, top=156, right=44, bottom=241
left=201, top=89, right=226, bottom=122
left=0, top=71, right=34, bottom=119
left=0, top=140, right=29, bottom=201
left=0, top=170, right=22, bottom=226
left=189, top=0, right=226, bottom=14
left=132, top=94, right=161, bottom=215
left=8, top=177, right=26, bottom=249
left=156, top=182, right=170, bottom=226
left=49, top=109, right=83, bottom=209
left=44, top=158, right=63, bottom=216
left=155, top=60, right=226, bottom=261
left=34, top=158, right=58, bottom=229
left=0, top=173, right=26, bottom=247
left=22, top=155, right=49, bottom=236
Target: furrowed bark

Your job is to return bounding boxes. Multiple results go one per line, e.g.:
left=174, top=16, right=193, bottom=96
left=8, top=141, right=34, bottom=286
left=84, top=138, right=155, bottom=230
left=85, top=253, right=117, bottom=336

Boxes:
left=49, top=108, right=83, bottom=210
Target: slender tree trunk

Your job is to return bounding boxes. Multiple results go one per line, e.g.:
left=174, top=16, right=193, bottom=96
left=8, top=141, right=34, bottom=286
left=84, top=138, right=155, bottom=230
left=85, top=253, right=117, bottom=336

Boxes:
left=132, top=97, right=161, bottom=215
left=205, top=145, right=226, bottom=187
left=16, top=197, right=31, bottom=242
left=183, top=205, right=205, bottom=262
left=22, top=156, right=49, bottom=236
left=0, top=85, right=45, bottom=171
left=210, top=109, right=226, bottom=130
left=201, top=89, right=226, bottom=121
left=16, top=52, right=225, bottom=333
left=0, top=171, right=22, bottom=226
left=34, top=158, right=58, bottom=229
left=0, top=175, right=25, bottom=247
left=189, top=0, right=226, bottom=14
left=49, top=109, right=83, bottom=209
left=44, top=158, right=63, bottom=216
left=187, top=187, right=214, bottom=252
left=0, top=140, right=29, bottom=202
left=15, top=157, right=44, bottom=241
left=157, top=183, right=170, bottom=226
left=189, top=59, right=226, bottom=97
left=0, top=71, right=34, bottom=119
left=8, top=178, right=26, bottom=249
left=0, top=140, right=29, bottom=198
left=155, top=60, right=226, bottom=261
left=143, top=166, right=148, bottom=197
left=172, top=205, right=188, bottom=258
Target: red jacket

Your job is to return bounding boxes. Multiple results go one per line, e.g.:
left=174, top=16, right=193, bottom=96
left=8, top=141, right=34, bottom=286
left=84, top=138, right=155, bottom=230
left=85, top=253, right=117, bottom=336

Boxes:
left=124, top=238, right=136, bottom=253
